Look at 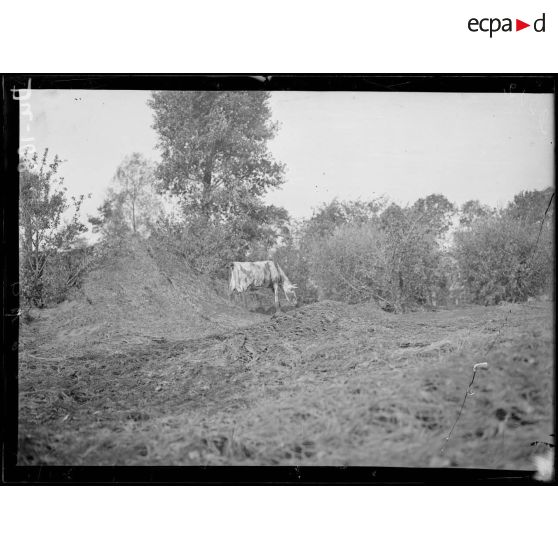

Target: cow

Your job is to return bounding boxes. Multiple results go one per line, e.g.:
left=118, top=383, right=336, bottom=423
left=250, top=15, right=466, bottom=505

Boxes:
left=228, top=261, right=297, bottom=312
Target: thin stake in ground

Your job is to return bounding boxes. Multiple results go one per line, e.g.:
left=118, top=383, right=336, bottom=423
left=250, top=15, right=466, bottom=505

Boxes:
left=440, top=365, right=479, bottom=455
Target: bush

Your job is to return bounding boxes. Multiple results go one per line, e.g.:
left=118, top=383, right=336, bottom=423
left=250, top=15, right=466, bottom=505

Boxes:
left=19, top=150, right=87, bottom=307
left=305, top=222, right=390, bottom=305
left=273, top=242, right=318, bottom=305
left=283, top=196, right=456, bottom=312
left=454, top=215, right=552, bottom=304
left=150, top=215, right=242, bottom=280
left=41, top=246, right=95, bottom=304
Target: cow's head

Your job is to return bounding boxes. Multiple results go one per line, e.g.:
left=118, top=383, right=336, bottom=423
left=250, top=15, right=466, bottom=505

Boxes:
left=284, top=283, right=298, bottom=304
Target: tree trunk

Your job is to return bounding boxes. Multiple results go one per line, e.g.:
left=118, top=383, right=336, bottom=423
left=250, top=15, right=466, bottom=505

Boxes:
left=201, top=168, right=212, bottom=217
left=200, top=146, right=216, bottom=218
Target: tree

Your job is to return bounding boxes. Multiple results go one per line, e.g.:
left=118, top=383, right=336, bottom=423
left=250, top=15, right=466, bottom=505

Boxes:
left=88, top=153, right=161, bottom=239
left=459, top=199, right=494, bottom=227
left=113, top=152, right=159, bottom=234
left=379, top=203, right=409, bottom=242
left=304, top=198, right=385, bottom=239
left=305, top=222, right=389, bottom=305
left=412, top=194, right=455, bottom=236
left=148, top=91, right=287, bottom=272
left=453, top=189, right=554, bottom=305
left=505, top=187, right=554, bottom=226
left=379, top=197, right=454, bottom=310
left=88, top=191, right=130, bottom=239
left=19, top=149, right=87, bottom=306
left=149, top=91, right=285, bottom=221
left=454, top=215, right=550, bottom=304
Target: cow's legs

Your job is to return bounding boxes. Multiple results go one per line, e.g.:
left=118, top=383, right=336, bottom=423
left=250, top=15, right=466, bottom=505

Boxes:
left=273, top=283, right=280, bottom=312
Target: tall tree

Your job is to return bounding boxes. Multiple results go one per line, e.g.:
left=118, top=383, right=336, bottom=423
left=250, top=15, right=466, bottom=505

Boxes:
left=148, top=91, right=285, bottom=222
left=148, top=91, right=287, bottom=272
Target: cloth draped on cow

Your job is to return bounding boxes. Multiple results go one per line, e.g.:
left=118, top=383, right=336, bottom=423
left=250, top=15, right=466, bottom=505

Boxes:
left=228, top=260, right=297, bottom=310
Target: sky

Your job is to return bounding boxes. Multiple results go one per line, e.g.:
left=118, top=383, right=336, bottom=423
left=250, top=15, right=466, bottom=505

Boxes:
left=21, top=89, right=554, bottom=226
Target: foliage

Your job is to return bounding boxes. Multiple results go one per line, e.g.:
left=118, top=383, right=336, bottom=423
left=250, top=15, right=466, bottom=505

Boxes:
left=19, top=149, right=87, bottom=307
left=430, top=251, right=462, bottom=306
left=89, top=153, right=160, bottom=238
left=273, top=230, right=318, bottom=305
left=88, top=194, right=130, bottom=239
left=287, top=198, right=387, bottom=306
left=41, top=243, right=95, bottom=304
left=263, top=195, right=457, bottom=311
left=505, top=187, right=554, bottom=225
left=285, top=195, right=453, bottom=311
left=454, top=189, right=553, bottom=305
left=151, top=200, right=290, bottom=279
left=411, top=193, right=456, bottom=236
left=149, top=91, right=284, bottom=219
left=459, top=199, right=495, bottom=227
left=227, top=198, right=290, bottom=260
left=165, top=218, right=240, bottom=278
left=303, top=198, right=385, bottom=239
left=305, top=222, right=390, bottom=304
left=378, top=195, right=455, bottom=310
left=148, top=91, right=288, bottom=274
left=454, top=212, right=553, bottom=304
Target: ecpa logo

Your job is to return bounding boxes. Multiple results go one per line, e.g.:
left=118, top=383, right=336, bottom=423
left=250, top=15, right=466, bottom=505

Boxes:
left=468, top=13, right=546, bottom=37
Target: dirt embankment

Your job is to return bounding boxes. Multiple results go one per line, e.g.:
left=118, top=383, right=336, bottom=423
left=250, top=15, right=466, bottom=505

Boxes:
left=21, top=235, right=265, bottom=355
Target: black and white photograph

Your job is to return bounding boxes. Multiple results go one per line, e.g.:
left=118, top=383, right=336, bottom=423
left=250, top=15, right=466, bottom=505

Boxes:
left=6, top=76, right=555, bottom=481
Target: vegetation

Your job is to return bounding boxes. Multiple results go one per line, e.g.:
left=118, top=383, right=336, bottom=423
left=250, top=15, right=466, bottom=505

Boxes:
left=454, top=215, right=551, bottom=304
left=20, top=93, right=554, bottom=314
left=454, top=187, right=554, bottom=304
left=70, top=92, right=555, bottom=311
left=275, top=195, right=455, bottom=311
left=148, top=91, right=288, bottom=276
left=19, top=149, right=87, bottom=307
left=89, top=152, right=160, bottom=238
left=275, top=190, right=553, bottom=311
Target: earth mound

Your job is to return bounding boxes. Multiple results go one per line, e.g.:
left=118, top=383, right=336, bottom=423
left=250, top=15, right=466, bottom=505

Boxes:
left=22, top=235, right=264, bottom=354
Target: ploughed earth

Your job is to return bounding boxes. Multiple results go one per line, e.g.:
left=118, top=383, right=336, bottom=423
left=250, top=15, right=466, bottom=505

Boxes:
left=17, top=237, right=554, bottom=468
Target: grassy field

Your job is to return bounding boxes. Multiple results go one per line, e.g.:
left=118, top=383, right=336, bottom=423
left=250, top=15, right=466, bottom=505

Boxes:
left=17, top=237, right=554, bottom=468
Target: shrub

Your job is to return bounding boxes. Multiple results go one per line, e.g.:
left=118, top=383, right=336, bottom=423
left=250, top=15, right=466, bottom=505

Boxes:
left=19, top=150, right=87, bottom=307
left=454, top=215, right=552, bottom=304
left=305, top=222, right=391, bottom=305
left=273, top=242, right=318, bottom=305
left=40, top=245, right=95, bottom=304
left=289, top=196, right=455, bottom=311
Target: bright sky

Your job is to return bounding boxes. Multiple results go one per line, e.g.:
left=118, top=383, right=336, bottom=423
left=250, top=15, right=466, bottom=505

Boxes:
left=21, top=89, right=554, bottom=226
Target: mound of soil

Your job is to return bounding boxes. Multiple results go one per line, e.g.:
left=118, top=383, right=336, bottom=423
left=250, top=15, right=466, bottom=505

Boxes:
left=21, top=235, right=265, bottom=355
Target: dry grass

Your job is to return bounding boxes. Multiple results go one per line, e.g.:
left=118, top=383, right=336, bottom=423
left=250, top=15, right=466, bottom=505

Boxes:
left=18, top=238, right=554, bottom=469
